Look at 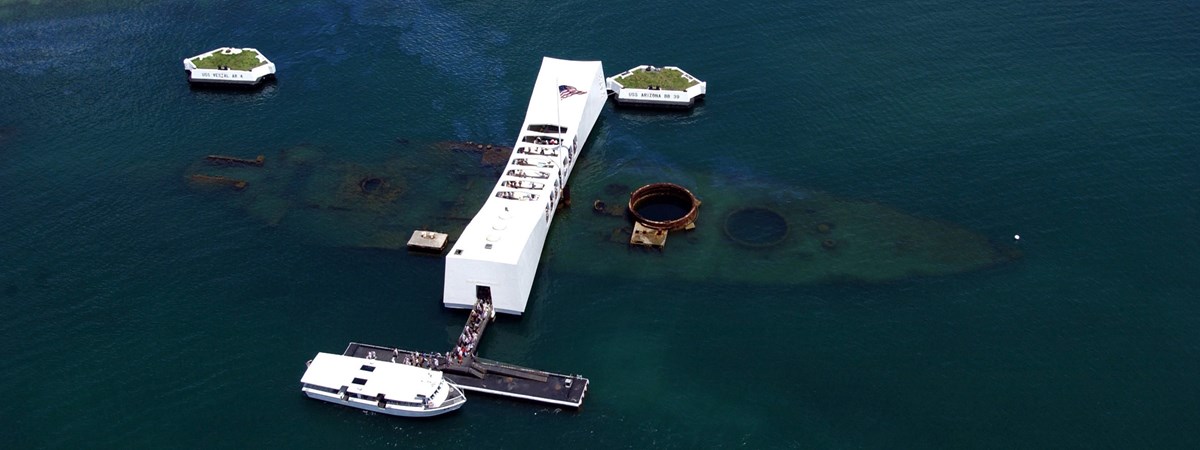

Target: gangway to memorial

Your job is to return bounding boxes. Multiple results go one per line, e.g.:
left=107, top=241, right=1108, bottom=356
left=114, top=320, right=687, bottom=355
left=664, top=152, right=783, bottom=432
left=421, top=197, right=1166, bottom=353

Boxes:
left=340, top=296, right=588, bottom=408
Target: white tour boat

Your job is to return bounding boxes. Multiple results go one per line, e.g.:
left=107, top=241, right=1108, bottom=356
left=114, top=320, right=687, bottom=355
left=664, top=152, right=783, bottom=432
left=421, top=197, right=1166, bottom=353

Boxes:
left=300, top=352, right=466, bottom=417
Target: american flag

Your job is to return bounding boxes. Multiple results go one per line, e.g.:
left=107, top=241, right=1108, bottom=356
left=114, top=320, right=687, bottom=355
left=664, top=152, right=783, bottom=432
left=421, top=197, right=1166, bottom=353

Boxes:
left=559, top=85, right=586, bottom=99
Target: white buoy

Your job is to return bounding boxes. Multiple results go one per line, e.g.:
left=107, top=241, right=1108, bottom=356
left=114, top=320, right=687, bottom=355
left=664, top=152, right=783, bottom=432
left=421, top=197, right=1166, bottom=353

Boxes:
left=1014, top=234, right=1021, bottom=241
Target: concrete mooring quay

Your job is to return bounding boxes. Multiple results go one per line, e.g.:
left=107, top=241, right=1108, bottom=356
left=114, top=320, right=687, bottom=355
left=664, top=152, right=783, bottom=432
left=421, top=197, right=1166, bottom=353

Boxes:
left=341, top=297, right=589, bottom=408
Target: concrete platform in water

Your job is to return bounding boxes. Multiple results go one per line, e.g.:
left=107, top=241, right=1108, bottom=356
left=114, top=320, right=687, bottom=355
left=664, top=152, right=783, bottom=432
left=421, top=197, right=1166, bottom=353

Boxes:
left=343, top=342, right=588, bottom=408
left=183, top=47, right=276, bottom=86
left=407, top=230, right=448, bottom=253
left=606, top=65, right=706, bottom=109
left=338, top=293, right=587, bottom=408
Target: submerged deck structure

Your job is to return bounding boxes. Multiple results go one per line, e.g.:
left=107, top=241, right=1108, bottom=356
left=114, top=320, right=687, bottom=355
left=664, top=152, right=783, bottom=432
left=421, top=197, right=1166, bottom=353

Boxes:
left=443, top=57, right=607, bottom=315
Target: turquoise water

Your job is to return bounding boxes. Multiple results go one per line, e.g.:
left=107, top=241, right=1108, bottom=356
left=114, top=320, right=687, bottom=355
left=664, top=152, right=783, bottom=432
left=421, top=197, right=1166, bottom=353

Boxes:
left=1, top=0, right=1197, bottom=447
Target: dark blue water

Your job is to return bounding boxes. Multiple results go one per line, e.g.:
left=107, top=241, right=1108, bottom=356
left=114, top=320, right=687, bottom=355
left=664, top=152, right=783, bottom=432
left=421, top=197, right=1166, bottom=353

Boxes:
left=632, top=197, right=692, bottom=222
left=1, top=0, right=1197, bottom=447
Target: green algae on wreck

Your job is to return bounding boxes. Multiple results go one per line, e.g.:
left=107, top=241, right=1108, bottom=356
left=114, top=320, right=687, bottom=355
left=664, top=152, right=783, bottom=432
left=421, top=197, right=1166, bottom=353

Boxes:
left=183, top=141, right=1017, bottom=283
left=565, top=180, right=1018, bottom=284
left=182, top=141, right=511, bottom=249
left=552, top=163, right=1019, bottom=284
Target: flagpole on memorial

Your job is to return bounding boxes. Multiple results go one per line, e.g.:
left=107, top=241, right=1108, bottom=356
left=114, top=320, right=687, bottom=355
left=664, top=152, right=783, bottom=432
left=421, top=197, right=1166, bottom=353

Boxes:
left=556, top=78, right=563, bottom=191
left=555, top=78, right=562, bottom=144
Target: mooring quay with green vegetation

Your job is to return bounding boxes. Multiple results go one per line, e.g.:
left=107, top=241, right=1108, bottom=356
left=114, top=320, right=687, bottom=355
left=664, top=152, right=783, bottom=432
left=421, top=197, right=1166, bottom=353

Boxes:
left=606, top=65, right=706, bottom=108
left=182, top=47, right=276, bottom=86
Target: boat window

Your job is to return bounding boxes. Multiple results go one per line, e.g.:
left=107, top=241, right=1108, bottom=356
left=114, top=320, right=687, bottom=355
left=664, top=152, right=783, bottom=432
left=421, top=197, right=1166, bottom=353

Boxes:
left=302, top=383, right=339, bottom=395
left=528, top=124, right=567, bottom=134
left=359, top=365, right=375, bottom=372
left=517, top=147, right=559, bottom=157
left=521, top=135, right=561, bottom=145
left=506, top=169, right=550, bottom=179
left=352, top=377, right=368, bottom=385
left=512, top=158, right=555, bottom=168
left=495, top=191, right=539, bottom=201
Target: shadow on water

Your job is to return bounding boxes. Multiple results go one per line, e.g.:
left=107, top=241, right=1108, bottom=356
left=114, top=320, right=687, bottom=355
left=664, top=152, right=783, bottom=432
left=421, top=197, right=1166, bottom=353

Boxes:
left=0, top=125, right=15, bottom=149
left=186, top=76, right=279, bottom=94
left=183, top=139, right=513, bottom=249
left=606, top=102, right=706, bottom=128
left=610, top=103, right=702, bottom=117
left=183, top=139, right=1019, bottom=285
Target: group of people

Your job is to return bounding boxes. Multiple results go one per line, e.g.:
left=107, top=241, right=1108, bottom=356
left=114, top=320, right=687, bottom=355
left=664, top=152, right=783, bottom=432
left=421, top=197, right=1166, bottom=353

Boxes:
left=450, top=298, right=492, bottom=364
left=503, top=179, right=544, bottom=190
left=518, top=146, right=560, bottom=157
left=385, top=297, right=492, bottom=369
left=398, top=349, right=442, bottom=370
left=508, top=169, right=550, bottom=179
left=496, top=191, right=537, bottom=201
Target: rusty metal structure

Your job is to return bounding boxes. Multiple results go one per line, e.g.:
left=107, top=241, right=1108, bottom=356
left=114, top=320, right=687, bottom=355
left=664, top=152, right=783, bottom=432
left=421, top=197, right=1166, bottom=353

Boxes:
left=626, top=182, right=700, bottom=248
left=627, top=182, right=700, bottom=230
left=187, top=174, right=248, bottom=190
left=206, top=154, right=265, bottom=166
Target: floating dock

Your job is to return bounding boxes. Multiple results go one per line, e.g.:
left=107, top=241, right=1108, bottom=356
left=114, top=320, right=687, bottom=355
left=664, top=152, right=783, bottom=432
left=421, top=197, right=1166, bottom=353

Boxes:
left=339, top=296, right=588, bottom=408
left=344, top=344, right=588, bottom=408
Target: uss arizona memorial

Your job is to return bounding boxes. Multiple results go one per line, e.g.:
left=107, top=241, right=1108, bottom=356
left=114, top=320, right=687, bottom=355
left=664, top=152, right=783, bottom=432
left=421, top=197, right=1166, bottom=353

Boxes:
left=443, top=57, right=608, bottom=315
left=301, top=57, right=703, bottom=415
left=444, top=57, right=705, bottom=315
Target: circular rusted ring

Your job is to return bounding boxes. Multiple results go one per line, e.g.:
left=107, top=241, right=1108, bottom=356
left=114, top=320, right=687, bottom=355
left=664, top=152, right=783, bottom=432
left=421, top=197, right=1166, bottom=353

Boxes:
left=627, top=182, right=700, bottom=230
